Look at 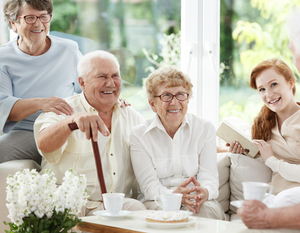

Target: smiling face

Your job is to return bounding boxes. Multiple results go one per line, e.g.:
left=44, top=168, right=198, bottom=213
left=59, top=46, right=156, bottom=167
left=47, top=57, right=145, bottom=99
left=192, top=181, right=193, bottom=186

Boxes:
left=149, top=84, right=189, bottom=131
left=255, top=68, right=294, bottom=114
left=79, top=57, right=121, bottom=111
left=11, top=4, right=50, bottom=44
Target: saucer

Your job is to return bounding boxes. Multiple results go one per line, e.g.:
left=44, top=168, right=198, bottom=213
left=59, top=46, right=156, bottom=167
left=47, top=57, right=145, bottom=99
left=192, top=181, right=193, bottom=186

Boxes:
left=93, top=210, right=132, bottom=219
left=230, top=200, right=275, bottom=209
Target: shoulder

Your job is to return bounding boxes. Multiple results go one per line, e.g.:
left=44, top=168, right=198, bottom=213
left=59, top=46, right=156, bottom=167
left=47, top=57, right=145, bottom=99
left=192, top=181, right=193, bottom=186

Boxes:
left=120, top=105, right=143, bottom=118
left=0, top=38, right=16, bottom=53
left=186, top=113, right=214, bottom=128
left=48, top=35, right=79, bottom=51
left=131, top=118, right=152, bottom=136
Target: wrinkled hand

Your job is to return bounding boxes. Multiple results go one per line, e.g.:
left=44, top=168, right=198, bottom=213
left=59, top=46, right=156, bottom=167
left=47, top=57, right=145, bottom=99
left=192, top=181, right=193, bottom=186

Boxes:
left=192, top=177, right=209, bottom=213
left=253, top=140, right=273, bottom=162
left=71, top=112, right=110, bottom=141
left=237, top=200, right=270, bottom=229
left=119, top=98, right=131, bottom=107
left=228, top=141, right=244, bottom=154
left=173, top=177, right=208, bottom=213
left=41, top=97, right=73, bottom=115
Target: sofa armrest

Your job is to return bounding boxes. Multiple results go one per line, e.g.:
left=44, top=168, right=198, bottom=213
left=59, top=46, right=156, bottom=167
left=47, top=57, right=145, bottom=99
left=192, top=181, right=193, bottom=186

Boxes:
left=216, top=153, right=231, bottom=213
left=0, top=160, right=41, bottom=232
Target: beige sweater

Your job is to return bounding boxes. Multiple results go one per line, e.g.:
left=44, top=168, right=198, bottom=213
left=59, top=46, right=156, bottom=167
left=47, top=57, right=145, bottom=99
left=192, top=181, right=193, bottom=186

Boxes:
left=265, top=110, right=300, bottom=195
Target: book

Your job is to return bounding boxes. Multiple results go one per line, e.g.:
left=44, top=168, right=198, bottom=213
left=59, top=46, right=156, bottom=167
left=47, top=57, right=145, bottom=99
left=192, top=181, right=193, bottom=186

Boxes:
left=216, top=120, right=259, bottom=158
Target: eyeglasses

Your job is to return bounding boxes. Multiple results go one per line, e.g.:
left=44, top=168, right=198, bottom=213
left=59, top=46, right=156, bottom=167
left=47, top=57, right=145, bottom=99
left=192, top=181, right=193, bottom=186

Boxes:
left=154, top=92, right=189, bottom=102
left=17, top=14, right=52, bottom=24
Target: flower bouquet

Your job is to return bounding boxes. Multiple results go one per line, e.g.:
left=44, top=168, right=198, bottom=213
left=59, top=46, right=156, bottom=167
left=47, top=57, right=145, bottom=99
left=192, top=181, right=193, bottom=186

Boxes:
left=4, top=169, right=88, bottom=233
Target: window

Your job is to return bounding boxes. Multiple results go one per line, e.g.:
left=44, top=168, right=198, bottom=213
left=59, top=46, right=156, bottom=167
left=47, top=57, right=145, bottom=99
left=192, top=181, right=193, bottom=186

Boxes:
left=219, top=0, right=300, bottom=128
left=49, top=0, right=181, bottom=120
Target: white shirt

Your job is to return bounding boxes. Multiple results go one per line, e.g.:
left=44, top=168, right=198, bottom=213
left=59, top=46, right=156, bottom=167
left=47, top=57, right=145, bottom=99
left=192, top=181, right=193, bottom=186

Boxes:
left=130, top=113, right=219, bottom=202
left=34, top=93, right=144, bottom=206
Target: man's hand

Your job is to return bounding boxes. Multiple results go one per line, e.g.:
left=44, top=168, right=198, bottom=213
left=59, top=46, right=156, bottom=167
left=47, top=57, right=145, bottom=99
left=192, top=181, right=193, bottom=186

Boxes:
left=237, top=200, right=270, bottom=229
left=72, top=112, right=110, bottom=141
left=41, top=97, right=73, bottom=115
left=253, top=140, right=273, bottom=162
left=119, top=98, right=131, bottom=107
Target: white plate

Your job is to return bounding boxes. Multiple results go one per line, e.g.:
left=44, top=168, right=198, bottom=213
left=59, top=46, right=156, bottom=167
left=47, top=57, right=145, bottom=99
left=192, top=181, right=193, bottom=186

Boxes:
left=178, top=210, right=193, bottom=216
left=93, top=210, right=132, bottom=219
left=138, top=216, right=197, bottom=229
left=230, top=200, right=275, bottom=209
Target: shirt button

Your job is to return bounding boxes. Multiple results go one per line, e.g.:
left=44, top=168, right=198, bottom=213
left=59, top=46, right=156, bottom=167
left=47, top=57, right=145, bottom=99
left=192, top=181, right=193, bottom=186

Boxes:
left=113, top=172, right=116, bottom=175
left=111, top=153, right=113, bottom=156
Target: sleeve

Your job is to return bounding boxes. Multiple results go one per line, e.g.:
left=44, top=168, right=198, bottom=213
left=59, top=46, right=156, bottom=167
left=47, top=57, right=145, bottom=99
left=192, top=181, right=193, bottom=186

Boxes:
left=73, top=43, right=83, bottom=94
left=130, top=129, right=173, bottom=201
left=33, top=111, right=68, bottom=164
left=197, top=121, right=219, bottom=200
left=265, top=156, right=300, bottom=183
left=0, top=68, right=20, bottom=134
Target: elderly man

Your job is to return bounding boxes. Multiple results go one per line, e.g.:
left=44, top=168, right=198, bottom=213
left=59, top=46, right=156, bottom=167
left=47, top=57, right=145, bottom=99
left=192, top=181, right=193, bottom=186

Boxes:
left=237, top=8, right=300, bottom=229
left=34, top=50, right=146, bottom=215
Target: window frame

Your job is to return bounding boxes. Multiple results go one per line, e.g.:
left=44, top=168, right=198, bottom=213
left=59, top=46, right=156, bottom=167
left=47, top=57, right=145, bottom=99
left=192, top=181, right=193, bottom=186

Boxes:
left=181, top=0, right=220, bottom=129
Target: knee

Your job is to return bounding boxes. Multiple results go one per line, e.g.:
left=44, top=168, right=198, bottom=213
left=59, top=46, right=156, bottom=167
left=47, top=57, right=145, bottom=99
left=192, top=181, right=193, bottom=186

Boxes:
left=274, top=189, right=300, bottom=208
left=123, top=198, right=147, bottom=211
left=196, top=200, right=225, bottom=220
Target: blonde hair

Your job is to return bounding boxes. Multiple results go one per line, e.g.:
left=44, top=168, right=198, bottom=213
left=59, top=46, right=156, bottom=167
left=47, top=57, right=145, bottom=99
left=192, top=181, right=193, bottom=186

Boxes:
left=250, top=58, right=296, bottom=141
left=144, top=66, right=193, bottom=99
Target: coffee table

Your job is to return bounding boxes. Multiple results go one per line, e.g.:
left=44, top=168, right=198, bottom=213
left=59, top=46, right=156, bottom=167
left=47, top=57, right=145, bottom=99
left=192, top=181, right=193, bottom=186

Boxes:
left=75, top=210, right=299, bottom=233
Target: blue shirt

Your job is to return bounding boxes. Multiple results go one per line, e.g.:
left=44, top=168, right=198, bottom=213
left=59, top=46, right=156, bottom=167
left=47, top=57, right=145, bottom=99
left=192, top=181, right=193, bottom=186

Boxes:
left=0, top=35, right=82, bottom=134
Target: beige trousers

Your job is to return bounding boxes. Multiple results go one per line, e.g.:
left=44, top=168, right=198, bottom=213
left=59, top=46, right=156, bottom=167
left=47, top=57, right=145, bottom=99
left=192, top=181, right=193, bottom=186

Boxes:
left=143, top=199, right=226, bottom=220
left=81, top=198, right=147, bottom=216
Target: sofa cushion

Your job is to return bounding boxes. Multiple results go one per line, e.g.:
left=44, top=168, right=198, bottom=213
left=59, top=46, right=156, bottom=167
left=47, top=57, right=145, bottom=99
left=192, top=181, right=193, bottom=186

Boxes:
left=229, top=153, right=272, bottom=213
left=216, top=153, right=230, bottom=213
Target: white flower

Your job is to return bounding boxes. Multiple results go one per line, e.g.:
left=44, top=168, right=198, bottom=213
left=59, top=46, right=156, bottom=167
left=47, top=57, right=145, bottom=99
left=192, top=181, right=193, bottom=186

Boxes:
left=6, top=168, right=88, bottom=226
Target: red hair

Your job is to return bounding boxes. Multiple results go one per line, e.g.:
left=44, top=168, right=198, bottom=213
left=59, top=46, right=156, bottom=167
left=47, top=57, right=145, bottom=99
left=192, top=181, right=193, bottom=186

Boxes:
left=250, top=58, right=296, bottom=141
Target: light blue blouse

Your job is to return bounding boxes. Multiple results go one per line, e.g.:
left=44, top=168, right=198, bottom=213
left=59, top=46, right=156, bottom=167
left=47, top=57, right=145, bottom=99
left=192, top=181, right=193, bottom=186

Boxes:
left=0, top=35, right=82, bottom=134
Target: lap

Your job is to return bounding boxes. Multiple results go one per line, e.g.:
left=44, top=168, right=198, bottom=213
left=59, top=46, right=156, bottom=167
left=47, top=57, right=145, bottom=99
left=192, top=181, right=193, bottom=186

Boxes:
left=0, top=130, right=41, bottom=164
left=274, top=186, right=300, bottom=208
left=84, top=198, right=146, bottom=216
left=143, top=199, right=225, bottom=220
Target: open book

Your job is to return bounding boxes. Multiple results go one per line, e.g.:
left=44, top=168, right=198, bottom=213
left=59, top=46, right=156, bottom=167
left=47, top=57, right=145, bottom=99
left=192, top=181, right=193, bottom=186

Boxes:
left=216, top=120, right=259, bottom=158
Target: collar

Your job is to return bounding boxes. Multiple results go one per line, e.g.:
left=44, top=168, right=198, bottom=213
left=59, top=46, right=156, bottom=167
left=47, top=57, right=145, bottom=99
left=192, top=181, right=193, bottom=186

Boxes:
left=144, top=113, right=190, bottom=135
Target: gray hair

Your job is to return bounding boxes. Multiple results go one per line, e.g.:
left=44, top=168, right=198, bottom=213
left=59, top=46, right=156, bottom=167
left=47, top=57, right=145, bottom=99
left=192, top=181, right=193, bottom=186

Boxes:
left=287, top=8, right=300, bottom=55
left=3, top=0, right=53, bottom=29
left=77, top=50, right=120, bottom=78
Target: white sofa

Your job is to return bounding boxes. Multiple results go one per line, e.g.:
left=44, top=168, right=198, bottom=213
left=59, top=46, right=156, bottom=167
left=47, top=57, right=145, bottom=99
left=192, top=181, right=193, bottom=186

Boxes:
left=0, top=152, right=272, bottom=231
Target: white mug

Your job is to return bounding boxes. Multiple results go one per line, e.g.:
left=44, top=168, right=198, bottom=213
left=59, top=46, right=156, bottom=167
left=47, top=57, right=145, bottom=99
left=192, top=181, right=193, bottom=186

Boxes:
left=154, top=193, right=182, bottom=211
left=242, top=182, right=273, bottom=201
left=102, top=193, right=125, bottom=215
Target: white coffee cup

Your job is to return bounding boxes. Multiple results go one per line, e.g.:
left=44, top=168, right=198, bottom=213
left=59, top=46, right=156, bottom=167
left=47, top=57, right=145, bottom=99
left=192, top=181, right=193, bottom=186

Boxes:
left=242, top=182, right=273, bottom=201
left=154, top=193, right=182, bottom=211
left=102, top=193, right=125, bottom=215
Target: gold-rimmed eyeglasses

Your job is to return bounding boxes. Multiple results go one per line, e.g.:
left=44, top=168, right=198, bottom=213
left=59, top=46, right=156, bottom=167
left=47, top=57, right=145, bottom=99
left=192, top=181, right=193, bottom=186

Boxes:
left=154, top=92, right=189, bottom=102
left=17, top=14, right=52, bottom=24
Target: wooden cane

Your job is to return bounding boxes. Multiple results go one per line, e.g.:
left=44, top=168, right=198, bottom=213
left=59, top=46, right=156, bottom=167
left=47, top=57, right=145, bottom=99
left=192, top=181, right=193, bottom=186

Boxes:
left=68, top=122, right=107, bottom=194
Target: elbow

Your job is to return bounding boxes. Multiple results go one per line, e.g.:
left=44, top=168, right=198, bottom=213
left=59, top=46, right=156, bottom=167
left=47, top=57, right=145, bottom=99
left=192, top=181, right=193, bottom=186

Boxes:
left=36, top=135, right=53, bottom=154
left=37, top=137, right=48, bottom=153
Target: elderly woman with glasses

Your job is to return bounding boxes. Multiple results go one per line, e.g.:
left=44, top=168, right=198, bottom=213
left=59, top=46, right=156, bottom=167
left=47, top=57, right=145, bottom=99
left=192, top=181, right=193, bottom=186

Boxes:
left=0, top=0, right=82, bottom=164
left=130, top=66, right=225, bottom=219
